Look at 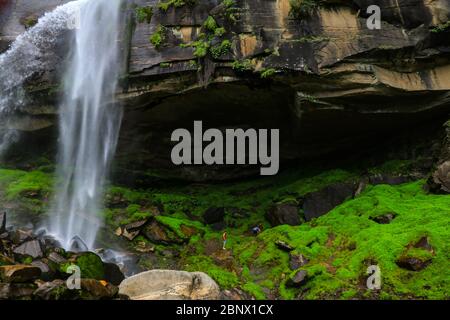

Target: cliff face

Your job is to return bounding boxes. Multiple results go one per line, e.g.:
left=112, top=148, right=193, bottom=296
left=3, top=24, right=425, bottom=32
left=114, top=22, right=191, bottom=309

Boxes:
left=1, top=0, right=450, bottom=181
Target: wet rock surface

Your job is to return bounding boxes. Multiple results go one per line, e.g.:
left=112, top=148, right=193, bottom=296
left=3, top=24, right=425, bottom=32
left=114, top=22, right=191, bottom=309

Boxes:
left=0, top=213, right=124, bottom=300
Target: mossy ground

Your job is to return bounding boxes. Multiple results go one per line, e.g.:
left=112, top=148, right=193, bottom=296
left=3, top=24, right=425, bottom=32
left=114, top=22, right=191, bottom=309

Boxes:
left=0, top=159, right=448, bottom=299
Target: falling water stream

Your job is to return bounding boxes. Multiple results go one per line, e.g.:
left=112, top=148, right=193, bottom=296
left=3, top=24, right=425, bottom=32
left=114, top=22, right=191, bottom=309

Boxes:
left=0, top=0, right=131, bottom=269
left=49, top=0, right=123, bottom=250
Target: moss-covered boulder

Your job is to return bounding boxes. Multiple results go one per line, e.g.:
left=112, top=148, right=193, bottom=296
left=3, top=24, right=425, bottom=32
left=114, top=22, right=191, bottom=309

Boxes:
left=60, top=252, right=105, bottom=280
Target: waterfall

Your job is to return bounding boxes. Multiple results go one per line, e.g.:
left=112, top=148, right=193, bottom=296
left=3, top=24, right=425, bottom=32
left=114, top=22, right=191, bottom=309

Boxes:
left=49, top=0, right=123, bottom=250
left=0, top=1, right=81, bottom=157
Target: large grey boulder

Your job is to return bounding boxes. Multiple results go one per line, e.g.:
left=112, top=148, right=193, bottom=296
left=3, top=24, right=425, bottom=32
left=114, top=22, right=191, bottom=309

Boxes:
left=118, top=270, right=220, bottom=300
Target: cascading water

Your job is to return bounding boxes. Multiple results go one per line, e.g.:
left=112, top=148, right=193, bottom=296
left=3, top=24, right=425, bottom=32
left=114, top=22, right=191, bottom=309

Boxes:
left=0, top=1, right=81, bottom=157
left=49, top=0, right=123, bottom=250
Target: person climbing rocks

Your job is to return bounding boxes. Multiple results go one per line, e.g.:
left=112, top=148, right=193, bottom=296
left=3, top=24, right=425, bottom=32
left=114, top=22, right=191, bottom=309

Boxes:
left=222, top=231, right=227, bottom=250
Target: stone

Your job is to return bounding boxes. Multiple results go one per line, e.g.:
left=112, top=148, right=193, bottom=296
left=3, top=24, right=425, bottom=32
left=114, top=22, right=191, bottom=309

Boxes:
left=429, top=161, right=450, bottom=194
left=414, top=237, right=433, bottom=252
left=142, top=220, right=183, bottom=245
left=31, top=259, right=53, bottom=281
left=286, top=270, right=308, bottom=287
left=104, top=262, right=125, bottom=286
left=13, top=239, right=43, bottom=258
left=80, top=279, right=118, bottom=300
left=0, top=283, right=36, bottom=300
left=289, top=253, right=309, bottom=270
left=0, top=265, right=41, bottom=283
left=266, top=203, right=301, bottom=227
left=33, top=279, right=73, bottom=300
left=369, top=174, right=411, bottom=186
left=303, top=183, right=356, bottom=221
left=203, top=207, right=225, bottom=225
left=275, top=240, right=294, bottom=252
left=396, top=256, right=432, bottom=271
left=370, top=212, right=397, bottom=224
left=0, top=212, right=6, bottom=233
left=47, top=251, right=67, bottom=265
left=119, top=270, right=220, bottom=300
left=10, top=229, right=33, bottom=245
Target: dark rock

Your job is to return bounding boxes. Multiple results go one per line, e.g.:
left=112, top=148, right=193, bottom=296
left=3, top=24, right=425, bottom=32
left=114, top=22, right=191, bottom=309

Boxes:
left=414, top=236, right=433, bottom=252
left=369, top=174, right=411, bottom=186
left=370, top=212, right=397, bottom=224
left=275, top=240, right=294, bottom=252
left=80, top=279, right=118, bottom=300
left=289, top=253, right=309, bottom=270
left=0, top=283, right=36, bottom=300
left=0, top=232, right=9, bottom=240
left=0, top=265, right=41, bottom=283
left=286, top=270, right=308, bottom=287
left=124, top=219, right=148, bottom=232
left=203, top=207, right=225, bottom=225
left=396, top=256, right=432, bottom=271
left=266, top=203, right=301, bottom=227
left=303, top=183, right=356, bottom=221
left=210, top=221, right=227, bottom=231
left=13, top=239, right=43, bottom=258
left=0, top=212, right=6, bottom=233
left=396, top=237, right=434, bottom=271
left=142, top=220, right=184, bottom=245
left=104, top=262, right=125, bottom=286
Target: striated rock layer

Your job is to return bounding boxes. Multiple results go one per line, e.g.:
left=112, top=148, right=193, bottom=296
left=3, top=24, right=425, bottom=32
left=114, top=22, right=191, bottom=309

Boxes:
left=0, top=0, right=449, bottom=181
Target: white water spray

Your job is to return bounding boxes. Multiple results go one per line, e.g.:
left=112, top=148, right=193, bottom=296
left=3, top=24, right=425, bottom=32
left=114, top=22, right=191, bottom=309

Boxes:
left=49, top=0, right=123, bottom=250
left=0, top=1, right=81, bottom=157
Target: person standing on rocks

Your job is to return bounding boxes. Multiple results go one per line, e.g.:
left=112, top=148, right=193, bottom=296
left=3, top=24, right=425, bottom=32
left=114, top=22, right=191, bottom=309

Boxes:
left=222, top=231, right=227, bottom=250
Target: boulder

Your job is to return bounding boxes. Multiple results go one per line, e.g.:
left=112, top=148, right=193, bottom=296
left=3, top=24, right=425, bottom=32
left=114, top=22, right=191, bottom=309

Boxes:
left=119, top=270, right=220, bottom=300
left=13, top=239, right=43, bottom=258
left=286, top=270, right=308, bottom=288
left=0, top=265, right=41, bottom=283
left=303, top=183, right=356, bottom=221
left=289, top=253, right=309, bottom=270
left=203, top=207, right=225, bottom=225
left=104, top=262, right=125, bottom=286
left=429, top=161, right=450, bottom=194
left=80, top=279, right=118, bottom=300
left=266, top=203, right=301, bottom=227
left=61, top=252, right=105, bottom=280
